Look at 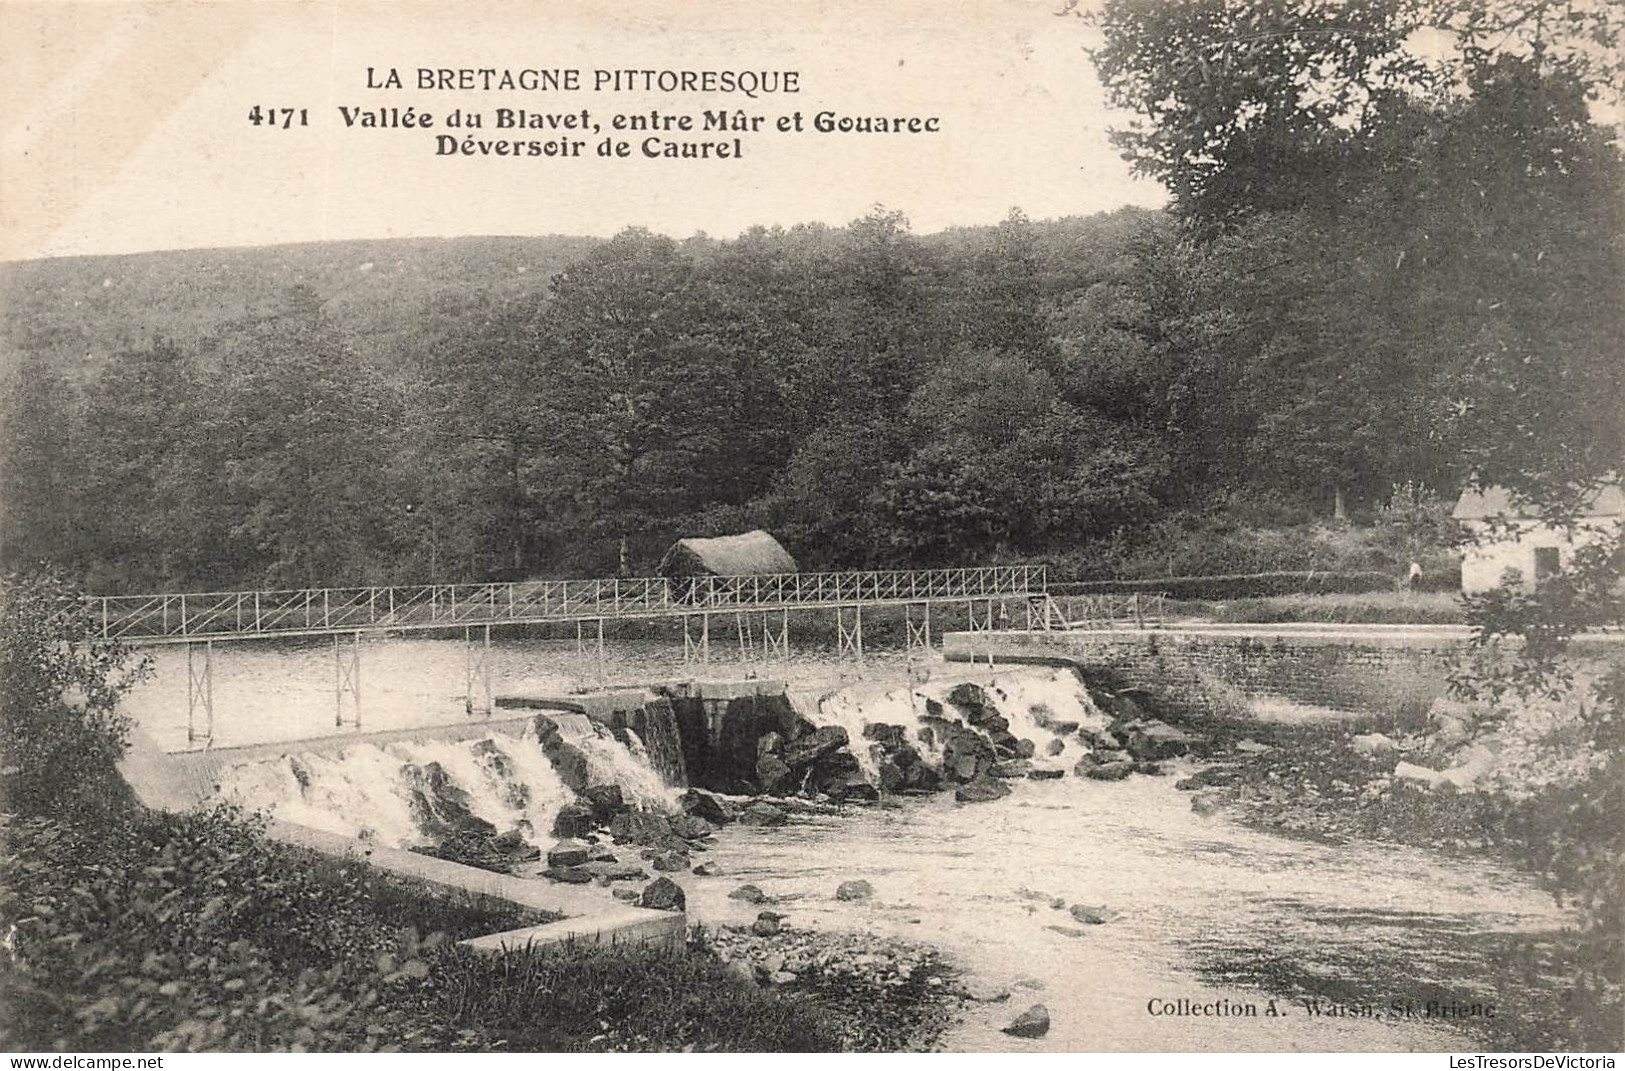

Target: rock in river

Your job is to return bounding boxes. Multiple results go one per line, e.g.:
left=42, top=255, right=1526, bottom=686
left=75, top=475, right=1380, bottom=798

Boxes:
left=954, top=778, right=1012, bottom=803
left=640, top=877, right=686, bottom=912
left=1081, top=758, right=1135, bottom=781
left=651, top=850, right=691, bottom=872
left=545, top=844, right=590, bottom=867
left=551, top=801, right=596, bottom=839
left=1002, top=1004, right=1051, bottom=1038
left=729, top=883, right=769, bottom=903
left=1068, top=903, right=1119, bottom=925
left=835, top=879, right=875, bottom=901
left=1122, top=720, right=1200, bottom=761
left=610, top=811, right=672, bottom=846
left=740, top=801, right=789, bottom=827
left=680, top=788, right=738, bottom=825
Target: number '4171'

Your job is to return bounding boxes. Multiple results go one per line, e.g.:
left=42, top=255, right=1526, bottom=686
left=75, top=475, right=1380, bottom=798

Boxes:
left=248, top=107, right=308, bottom=129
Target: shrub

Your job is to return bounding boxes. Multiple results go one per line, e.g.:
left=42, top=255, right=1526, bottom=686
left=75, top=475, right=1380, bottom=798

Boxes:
left=0, top=570, right=149, bottom=816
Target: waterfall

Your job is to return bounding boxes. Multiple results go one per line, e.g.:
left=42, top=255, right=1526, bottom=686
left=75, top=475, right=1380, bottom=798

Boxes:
left=629, top=697, right=689, bottom=787
left=209, top=716, right=676, bottom=851
left=545, top=715, right=679, bottom=811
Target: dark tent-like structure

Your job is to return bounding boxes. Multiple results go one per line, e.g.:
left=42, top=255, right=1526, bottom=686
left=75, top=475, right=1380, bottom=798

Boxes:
left=658, top=530, right=798, bottom=579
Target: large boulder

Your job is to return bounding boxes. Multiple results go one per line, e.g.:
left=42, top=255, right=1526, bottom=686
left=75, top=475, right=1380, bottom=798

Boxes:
left=542, top=865, right=593, bottom=884
left=1079, top=758, right=1134, bottom=781
left=668, top=814, right=715, bottom=842
left=863, top=723, right=908, bottom=748
left=680, top=788, right=738, bottom=825
left=551, top=801, right=597, bottom=838
left=640, top=877, right=686, bottom=912
left=580, top=784, right=627, bottom=823
left=1002, top=1004, right=1051, bottom=1038
left=546, top=843, right=590, bottom=867
left=941, top=725, right=998, bottom=783
left=782, top=725, right=851, bottom=770
left=1122, top=720, right=1200, bottom=761
left=739, top=801, right=789, bottom=827
left=946, top=683, right=998, bottom=726
left=904, top=763, right=942, bottom=792
left=609, top=810, right=672, bottom=846
left=756, top=753, right=794, bottom=795
left=823, top=772, right=880, bottom=802
left=954, top=778, right=1013, bottom=804
left=836, top=879, right=875, bottom=901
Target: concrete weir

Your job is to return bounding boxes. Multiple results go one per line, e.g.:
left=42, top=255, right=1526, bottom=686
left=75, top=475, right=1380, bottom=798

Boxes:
left=116, top=708, right=691, bottom=954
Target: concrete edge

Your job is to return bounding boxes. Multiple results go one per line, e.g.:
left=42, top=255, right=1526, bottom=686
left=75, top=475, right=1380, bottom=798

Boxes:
left=461, top=908, right=686, bottom=955
left=117, top=726, right=686, bottom=954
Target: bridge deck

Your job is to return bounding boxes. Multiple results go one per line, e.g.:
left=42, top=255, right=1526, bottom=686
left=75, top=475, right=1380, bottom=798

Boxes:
left=93, top=566, right=1047, bottom=644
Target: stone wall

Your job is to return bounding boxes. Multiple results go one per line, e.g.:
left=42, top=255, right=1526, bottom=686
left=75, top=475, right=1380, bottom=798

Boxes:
left=944, top=625, right=1624, bottom=724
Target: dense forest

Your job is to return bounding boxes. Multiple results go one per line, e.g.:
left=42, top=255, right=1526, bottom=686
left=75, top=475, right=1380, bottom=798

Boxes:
left=2, top=0, right=1621, bottom=594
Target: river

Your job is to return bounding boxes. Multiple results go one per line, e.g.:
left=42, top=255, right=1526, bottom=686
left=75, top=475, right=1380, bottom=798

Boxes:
left=124, top=636, right=1570, bottom=1052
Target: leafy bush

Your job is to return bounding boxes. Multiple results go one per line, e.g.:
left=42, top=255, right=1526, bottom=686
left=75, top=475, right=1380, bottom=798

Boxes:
left=0, top=803, right=924, bottom=1052
left=0, top=570, right=149, bottom=816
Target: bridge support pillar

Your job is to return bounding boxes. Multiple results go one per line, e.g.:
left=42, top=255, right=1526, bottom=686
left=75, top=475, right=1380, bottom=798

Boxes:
left=335, top=631, right=362, bottom=728
left=734, top=612, right=754, bottom=663
left=965, top=599, right=995, bottom=666
left=904, top=602, right=931, bottom=682
left=186, top=640, right=214, bottom=748
left=574, top=618, right=606, bottom=690
left=836, top=606, right=864, bottom=665
left=684, top=613, right=710, bottom=668
left=464, top=625, right=491, bottom=717
left=761, top=610, right=789, bottom=666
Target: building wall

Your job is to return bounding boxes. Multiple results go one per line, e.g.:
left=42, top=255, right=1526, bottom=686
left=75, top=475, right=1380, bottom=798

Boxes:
left=1460, top=517, right=1621, bottom=594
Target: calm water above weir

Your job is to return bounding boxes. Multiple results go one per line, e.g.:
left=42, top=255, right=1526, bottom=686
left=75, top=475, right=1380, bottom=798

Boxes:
left=126, top=637, right=1567, bottom=1052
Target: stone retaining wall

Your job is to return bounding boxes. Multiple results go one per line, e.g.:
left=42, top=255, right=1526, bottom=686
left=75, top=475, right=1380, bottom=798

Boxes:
left=944, top=625, right=1624, bottom=723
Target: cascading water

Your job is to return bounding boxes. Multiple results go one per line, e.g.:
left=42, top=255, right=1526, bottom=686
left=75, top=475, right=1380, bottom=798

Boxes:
left=548, top=714, right=679, bottom=811
left=210, top=716, right=673, bottom=850
left=799, top=667, right=1104, bottom=781
left=627, top=697, right=688, bottom=787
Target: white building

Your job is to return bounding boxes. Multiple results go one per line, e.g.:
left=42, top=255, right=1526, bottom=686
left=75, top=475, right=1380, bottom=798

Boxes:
left=1452, top=483, right=1623, bottom=595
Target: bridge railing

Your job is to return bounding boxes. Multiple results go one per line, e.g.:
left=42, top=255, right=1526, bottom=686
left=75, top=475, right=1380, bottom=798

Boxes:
left=92, top=565, right=1048, bottom=641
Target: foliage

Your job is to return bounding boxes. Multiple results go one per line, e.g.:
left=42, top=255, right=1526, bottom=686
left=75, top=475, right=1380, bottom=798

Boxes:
left=0, top=804, right=921, bottom=1053
left=1375, top=481, right=1460, bottom=561
left=0, top=570, right=148, bottom=816
left=1168, top=590, right=1465, bottom=624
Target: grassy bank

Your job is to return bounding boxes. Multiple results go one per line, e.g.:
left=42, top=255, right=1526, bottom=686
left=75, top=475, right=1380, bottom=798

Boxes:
left=1162, top=591, right=1465, bottom=625
left=0, top=805, right=948, bottom=1052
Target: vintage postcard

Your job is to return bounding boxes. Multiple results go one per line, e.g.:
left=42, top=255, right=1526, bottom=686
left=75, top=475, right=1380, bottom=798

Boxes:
left=1, top=0, right=1621, bottom=1059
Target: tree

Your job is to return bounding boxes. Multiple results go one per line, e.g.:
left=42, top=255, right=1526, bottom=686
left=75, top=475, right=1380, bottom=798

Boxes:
left=0, top=354, right=87, bottom=576
left=0, top=570, right=148, bottom=816
left=206, top=287, right=398, bottom=587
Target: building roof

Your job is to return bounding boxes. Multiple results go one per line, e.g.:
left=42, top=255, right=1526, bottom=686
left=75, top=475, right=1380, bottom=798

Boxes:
left=658, top=530, right=798, bottom=577
left=1452, top=482, right=1624, bottom=520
